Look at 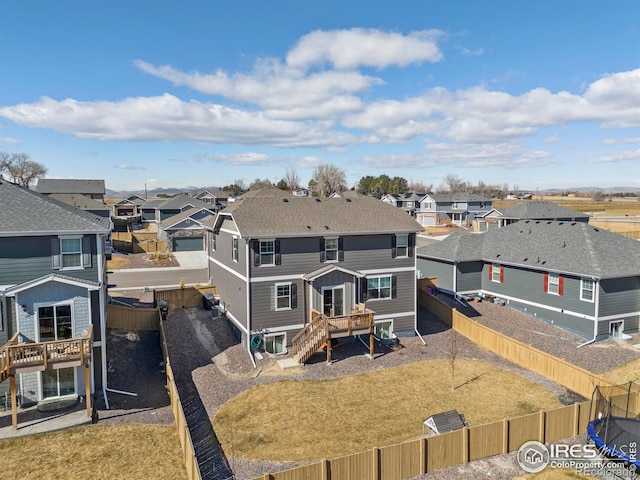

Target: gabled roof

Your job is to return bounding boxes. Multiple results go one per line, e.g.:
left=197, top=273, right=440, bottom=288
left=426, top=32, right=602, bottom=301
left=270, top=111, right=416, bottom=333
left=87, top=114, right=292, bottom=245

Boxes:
left=498, top=201, right=590, bottom=220
left=399, top=191, right=426, bottom=202
left=3, top=273, right=101, bottom=295
left=193, top=189, right=228, bottom=199
left=113, top=195, right=146, bottom=206
left=421, top=193, right=491, bottom=203
left=0, top=180, right=111, bottom=235
left=141, top=195, right=211, bottom=210
left=49, top=193, right=110, bottom=211
left=303, top=264, right=365, bottom=281
left=205, top=189, right=422, bottom=237
left=36, top=178, right=105, bottom=195
left=159, top=207, right=215, bottom=229
left=417, top=220, right=640, bottom=279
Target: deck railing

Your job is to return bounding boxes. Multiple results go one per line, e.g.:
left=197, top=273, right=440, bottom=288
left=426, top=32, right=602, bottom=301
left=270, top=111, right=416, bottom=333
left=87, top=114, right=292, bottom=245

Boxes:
left=0, top=326, right=93, bottom=380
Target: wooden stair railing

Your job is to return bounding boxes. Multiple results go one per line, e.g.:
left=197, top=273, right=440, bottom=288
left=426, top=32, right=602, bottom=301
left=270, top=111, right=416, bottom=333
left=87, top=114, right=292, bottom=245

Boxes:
left=0, top=333, right=20, bottom=383
left=292, top=312, right=328, bottom=364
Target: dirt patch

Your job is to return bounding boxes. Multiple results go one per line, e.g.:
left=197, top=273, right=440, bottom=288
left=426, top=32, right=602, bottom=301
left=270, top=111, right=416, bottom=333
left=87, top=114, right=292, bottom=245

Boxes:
left=108, top=251, right=179, bottom=270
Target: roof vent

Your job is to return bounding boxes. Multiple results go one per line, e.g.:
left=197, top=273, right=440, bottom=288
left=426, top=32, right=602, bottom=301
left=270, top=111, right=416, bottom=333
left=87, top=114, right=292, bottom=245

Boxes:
left=324, top=225, right=330, bottom=230
left=559, top=222, right=564, bottom=225
left=282, top=198, right=289, bottom=202
left=315, top=198, right=321, bottom=202
left=523, top=257, right=528, bottom=262
left=594, top=228, right=599, bottom=232
left=562, top=241, right=566, bottom=247
left=306, top=225, right=311, bottom=229
left=346, top=198, right=352, bottom=202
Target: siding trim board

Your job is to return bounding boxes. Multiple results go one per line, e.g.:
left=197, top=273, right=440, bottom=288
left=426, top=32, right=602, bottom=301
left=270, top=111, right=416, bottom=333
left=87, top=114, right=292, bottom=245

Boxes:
left=4, top=273, right=101, bottom=296
left=209, top=256, right=248, bottom=282
left=481, top=289, right=598, bottom=321
left=360, top=266, right=416, bottom=275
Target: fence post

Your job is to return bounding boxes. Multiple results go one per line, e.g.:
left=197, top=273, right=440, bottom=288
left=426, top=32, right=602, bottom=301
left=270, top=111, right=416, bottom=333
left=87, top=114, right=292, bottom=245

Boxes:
left=420, top=437, right=427, bottom=474
left=262, top=474, right=273, bottom=480
left=371, top=447, right=380, bottom=480
left=462, top=427, right=469, bottom=464
left=573, top=402, right=580, bottom=436
left=538, top=410, right=545, bottom=443
left=321, top=459, right=330, bottom=480
left=502, top=419, right=509, bottom=453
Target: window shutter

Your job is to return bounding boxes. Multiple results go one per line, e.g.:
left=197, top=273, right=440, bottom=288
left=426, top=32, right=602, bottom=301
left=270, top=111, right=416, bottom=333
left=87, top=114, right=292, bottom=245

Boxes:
left=253, top=240, right=261, bottom=266
left=82, top=237, right=92, bottom=268
left=499, top=266, right=504, bottom=283
left=338, top=237, right=344, bottom=262
left=361, top=278, right=368, bottom=302
left=488, top=264, right=493, bottom=280
left=558, top=276, right=564, bottom=296
left=320, top=238, right=326, bottom=262
left=275, top=240, right=281, bottom=265
left=291, top=283, right=297, bottom=309
left=543, top=273, right=549, bottom=292
left=51, top=238, right=61, bottom=269
left=408, top=234, right=414, bottom=258
left=391, top=235, right=397, bottom=258
left=391, top=276, right=397, bottom=298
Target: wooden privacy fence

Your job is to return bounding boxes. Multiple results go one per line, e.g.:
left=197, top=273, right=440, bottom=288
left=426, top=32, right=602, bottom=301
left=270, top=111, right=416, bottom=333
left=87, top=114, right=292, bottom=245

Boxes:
left=106, top=304, right=159, bottom=331
left=155, top=287, right=205, bottom=308
left=111, top=231, right=166, bottom=253
left=159, top=312, right=201, bottom=480
left=256, top=401, right=596, bottom=480
left=418, top=291, right=617, bottom=399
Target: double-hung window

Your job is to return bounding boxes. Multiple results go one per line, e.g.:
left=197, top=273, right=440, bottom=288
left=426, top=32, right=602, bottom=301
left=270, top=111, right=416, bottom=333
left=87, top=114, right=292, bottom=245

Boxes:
left=61, top=238, right=82, bottom=268
left=490, top=264, right=503, bottom=283
left=260, top=240, right=275, bottom=266
left=395, top=235, right=409, bottom=258
left=276, top=283, right=291, bottom=310
left=325, top=238, right=338, bottom=262
left=367, top=276, right=392, bottom=300
left=232, top=236, right=238, bottom=262
left=580, top=279, right=595, bottom=302
left=547, top=273, right=560, bottom=295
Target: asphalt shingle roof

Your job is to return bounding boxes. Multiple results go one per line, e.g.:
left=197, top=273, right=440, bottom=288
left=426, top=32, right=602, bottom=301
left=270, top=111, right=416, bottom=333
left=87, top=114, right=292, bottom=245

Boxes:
left=417, top=220, right=640, bottom=279
left=159, top=207, right=215, bottom=229
left=422, top=193, right=491, bottom=203
left=141, top=195, right=211, bottom=210
left=498, top=201, right=590, bottom=220
left=0, top=180, right=111, bottom=234
left=49, top=193, right=110, bottom=211
left=207, top=189, right=422, bottom=237
left=35, top=178, right=105, bottom=195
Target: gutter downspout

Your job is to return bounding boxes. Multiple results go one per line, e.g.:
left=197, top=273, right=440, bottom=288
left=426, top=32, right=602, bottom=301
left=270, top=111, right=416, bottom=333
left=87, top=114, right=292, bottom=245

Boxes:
left=98, top=233, right=109, bottom=408
left=245, top=240, right=256, bottom=368
left=577, top=279, right=599, bottom=348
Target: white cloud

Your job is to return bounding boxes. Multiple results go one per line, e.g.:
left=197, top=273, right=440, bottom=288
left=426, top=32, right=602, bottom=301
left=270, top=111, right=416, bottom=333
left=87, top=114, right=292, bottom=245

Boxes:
left=285, top=28, right=443, bottom=70
left=0, top=136, right=20, bottom=145
left=458, top=47, right=484, bottom=57
left=115, top=163, right=145, bottom=170
left=589, top=149, right=640, bottom=163
left=624, top=137, right=640, bottom=143
left=603, top=138, right=617, bottom=145
left=293, top=155, right=326, bottom=168
left=202, top=152, right=284, bottom=166
left=361, top=142, right=551, bottom=168
left=544, top=135, right=560, bottom=143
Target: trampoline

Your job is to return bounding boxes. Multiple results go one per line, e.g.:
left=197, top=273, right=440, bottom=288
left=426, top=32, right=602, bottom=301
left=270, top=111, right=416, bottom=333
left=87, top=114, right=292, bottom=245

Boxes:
left=588, top=382, right=640, bottom=467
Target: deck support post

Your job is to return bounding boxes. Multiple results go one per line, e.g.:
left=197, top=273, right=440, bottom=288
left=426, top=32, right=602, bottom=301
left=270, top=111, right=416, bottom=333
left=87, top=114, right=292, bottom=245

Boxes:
left=85, top=363, right=91, bottom=417
left=10, top=374, right=17, bottom=430
left=326, top=336, right=332, bottom=364
left=369, top=315, right=374, bottom=358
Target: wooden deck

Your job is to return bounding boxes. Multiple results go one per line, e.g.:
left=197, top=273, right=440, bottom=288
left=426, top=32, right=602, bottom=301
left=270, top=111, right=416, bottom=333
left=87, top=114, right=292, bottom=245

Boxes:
left=0, top=327, right=93, bottom=430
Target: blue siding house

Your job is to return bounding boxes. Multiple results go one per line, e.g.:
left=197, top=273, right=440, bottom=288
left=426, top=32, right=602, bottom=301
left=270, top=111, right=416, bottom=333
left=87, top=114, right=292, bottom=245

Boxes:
left=417, top=220, right=640, bottom=341
left=0, top=180, right=111, bottom=428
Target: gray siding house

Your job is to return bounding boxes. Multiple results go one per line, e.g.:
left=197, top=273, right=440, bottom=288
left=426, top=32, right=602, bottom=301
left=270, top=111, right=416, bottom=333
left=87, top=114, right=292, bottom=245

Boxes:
left=140, top=195, right=212, bottom=223
left=36, top=178, right=106, bottom=201
left=158, top=207, right=215, bottom=252
left=417, top=193, right=492, bottom=227
left=0, top=180, right=111, bottom=426
left=417, top=220, right=640, bottom=341
left=477, top=201, right=591, bottom=231
left=205, top=190, right=422, bottom=360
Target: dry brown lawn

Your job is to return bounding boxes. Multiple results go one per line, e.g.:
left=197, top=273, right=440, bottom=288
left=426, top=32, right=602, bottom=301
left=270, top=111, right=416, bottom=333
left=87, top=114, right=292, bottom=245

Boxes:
left=106, top=256, right=131, bottom=270
left=1, top=424, right=186, bottom=480
left=602, top=357, right=640, bottom=385
left=213, top=359, right=561, bottom=461
left=515, top=468, right=598, bottom=479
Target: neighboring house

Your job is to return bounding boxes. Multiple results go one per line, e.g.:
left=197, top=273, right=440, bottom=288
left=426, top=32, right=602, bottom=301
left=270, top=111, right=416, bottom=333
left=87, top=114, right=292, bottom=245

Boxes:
left=381, top=193, right=400, bottom=207
left=158, top=207, right=216, bottom=252
left=48, top=193, right=112, bottom=219
left=0, top=180, right=111, bottom=427
left=476, top=202, right=590, bottom=232
left=381, top=192, right=426, bottom=217
left=205, top=190, right=421, bottom=362
left=292, top=187, right=310, bottom=197
left=36, top=179, right=106, bottom=202
left=192, top=189, right=231, bottom=209
left=417, top=220, right=640, bottom=341
left=112, top=195, right=146, bottom=218
left=139, top=195, right=212, bottom=224
left=416, top=193, right=492, bottom=228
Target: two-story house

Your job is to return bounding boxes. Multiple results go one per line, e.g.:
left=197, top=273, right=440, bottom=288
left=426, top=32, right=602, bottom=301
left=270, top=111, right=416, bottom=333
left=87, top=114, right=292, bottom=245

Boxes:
left=416, top=193, right=492, bottom=228
left=417, top=220, right=640, bottom=341
left=477, top=201, right=591, bottom=231
left=36, top=178, right=106, bottom=202
left=192, top=189, right=232, bottom=209
left=205, top=189, right=422, bottom=363
left=0, top=180, right=111, bottom=429
left=381, top=192, right=426, bottom=218
left=140, top=194, right=212, bottom=224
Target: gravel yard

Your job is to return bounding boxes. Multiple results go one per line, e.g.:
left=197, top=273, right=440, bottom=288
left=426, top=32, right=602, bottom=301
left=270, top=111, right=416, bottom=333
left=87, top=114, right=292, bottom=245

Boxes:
left=161, top=301, right=613, bottom=480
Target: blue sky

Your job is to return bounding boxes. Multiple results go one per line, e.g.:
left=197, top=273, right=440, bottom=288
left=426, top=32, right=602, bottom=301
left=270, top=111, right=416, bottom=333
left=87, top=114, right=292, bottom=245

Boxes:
left=1, top=1, right=639, bottom=192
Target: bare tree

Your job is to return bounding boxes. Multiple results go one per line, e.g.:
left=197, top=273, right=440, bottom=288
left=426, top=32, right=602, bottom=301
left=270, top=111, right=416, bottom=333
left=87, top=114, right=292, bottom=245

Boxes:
left=442, top=174, right=467, bottom=194
left=248, top=178, right=274, bottom=190
left=283, top=168, right=300, bottom=191
left=446, top=329, right=461, bottom=391
left=407, top=181, right=432, bottom=193
left=311, top=163, right=346, bottom=197
left=0, top=152, right=47, bottom=187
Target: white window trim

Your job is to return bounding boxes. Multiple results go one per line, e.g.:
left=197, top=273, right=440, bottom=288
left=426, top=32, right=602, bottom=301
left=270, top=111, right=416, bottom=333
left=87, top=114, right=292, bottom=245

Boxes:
left=210, top=231, right=216, bottom=252
left=60, top=236, right=84, bottom=271
left=396, top=234, right=409, bottom=258
left=33, top=301, right=75, bottom=342
left=548, top=273, right=560, bottom=296
left=0, top=300, right=4, bottom=332
left=580, top=279, right=595, bottom=303
left=263, top=332, right=287, bottom=356
left=259, top=239, right=276, bottom=267
left=37, top=367, right=77, bottom=402
left=232, top=236, right=239, bottom=263
left=374, top=318, right=395, bottom=339
left=275, top=282, right=292, bottom=311
left=324, top=237, right=339, bottom=263
left=366, top=275, right=392, bottom=301
left=491, top=264, right=501, bottom=283
left=609, top=320, right=624, bottom=338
